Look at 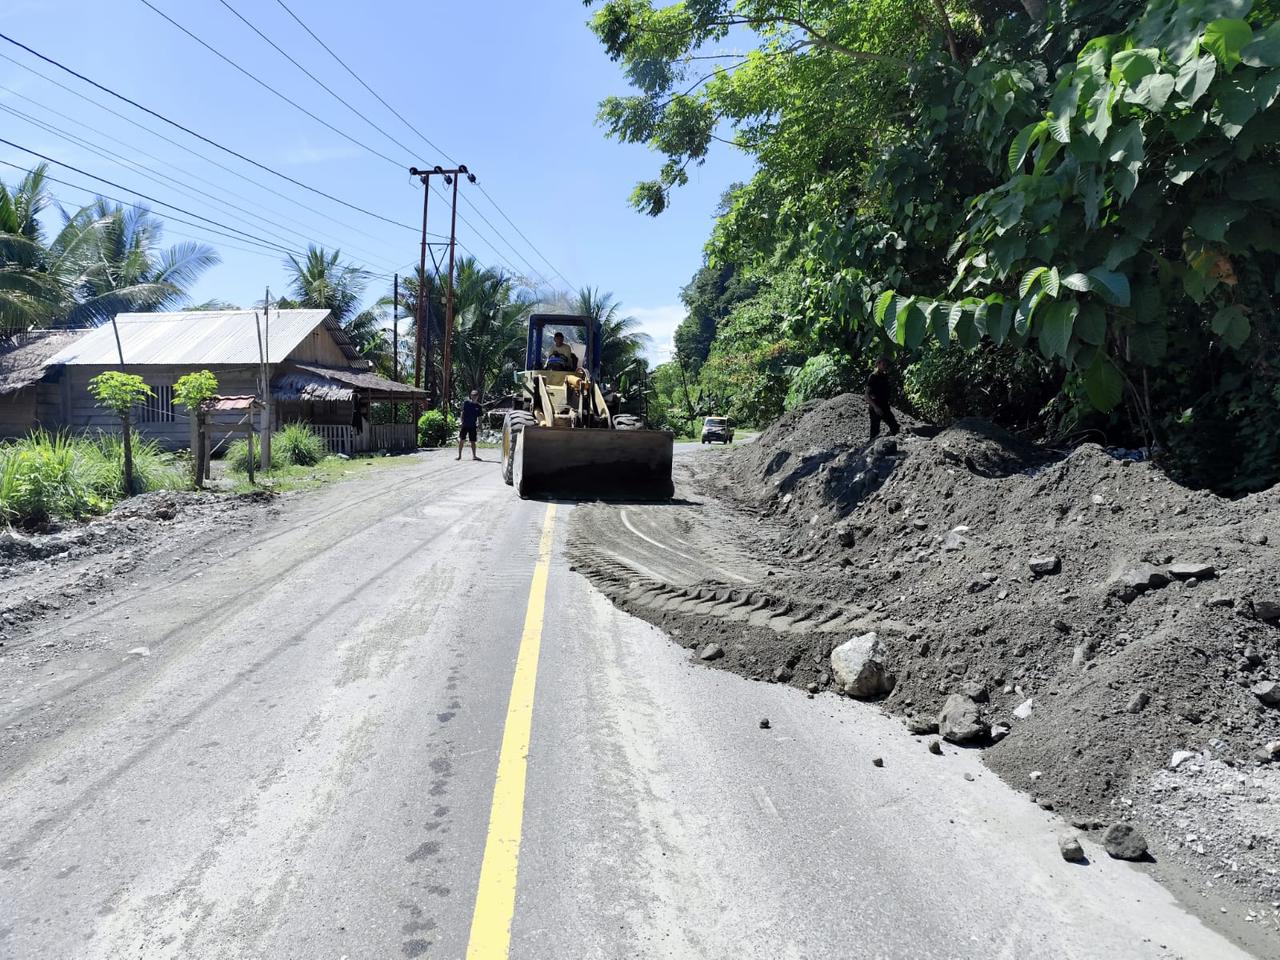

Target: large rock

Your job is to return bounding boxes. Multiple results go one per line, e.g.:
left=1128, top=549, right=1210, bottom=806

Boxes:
left=1250, top=599, right=1280, bottom=624
left=1058, top=833, right=1087, bottom=863
left=1252, top=680, right=1280, bottom=707
left=937, top=693, right=985, bottom=744
left=1169, top=562, right=1215, bottom=580
left=830, top=632, right=894, bottom=698
left=1108, top=562, right=1170, bottom=601
left=1028, top=555, right=1061, bottom=576
left=1102, top=822, right=1149, bottom=860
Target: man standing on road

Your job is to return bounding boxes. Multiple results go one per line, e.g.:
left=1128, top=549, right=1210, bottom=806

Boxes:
left=456, top=390, right=483, bottom=461
left=866, top=356, right=900, bottom=440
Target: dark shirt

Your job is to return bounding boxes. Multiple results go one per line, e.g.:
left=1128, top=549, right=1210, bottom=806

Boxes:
left=867, top=370, right=892, bottom=409
left=460, top=399, right=482, bottom=429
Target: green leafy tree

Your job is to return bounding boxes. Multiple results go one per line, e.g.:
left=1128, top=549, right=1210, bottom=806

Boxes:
left=285, top=245, right=369, bottom=326
left=573, top=287, right=650, bottom=377
left=88, top=371, right=151, bottom=495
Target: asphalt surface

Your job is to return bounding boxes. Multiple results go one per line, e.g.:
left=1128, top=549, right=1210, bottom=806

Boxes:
left=0, top=449, right=1261, bottom=959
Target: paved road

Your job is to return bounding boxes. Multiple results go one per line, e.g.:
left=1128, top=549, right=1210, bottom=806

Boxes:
left=0, top=452, right=1258, bottom=959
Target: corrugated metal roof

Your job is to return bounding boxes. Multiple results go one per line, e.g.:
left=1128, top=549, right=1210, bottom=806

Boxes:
left=43, top=310, right=355, bottom=366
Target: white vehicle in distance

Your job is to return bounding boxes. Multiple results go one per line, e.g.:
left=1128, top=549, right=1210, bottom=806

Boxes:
left=701, top=416, right=735, bottom=444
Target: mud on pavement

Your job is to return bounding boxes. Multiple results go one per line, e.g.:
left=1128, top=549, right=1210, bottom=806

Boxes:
left=569, top=394, right=1280, bottom=937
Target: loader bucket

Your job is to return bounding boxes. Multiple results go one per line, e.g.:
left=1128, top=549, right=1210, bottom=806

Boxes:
left=513, top=425, right=674, bottom=500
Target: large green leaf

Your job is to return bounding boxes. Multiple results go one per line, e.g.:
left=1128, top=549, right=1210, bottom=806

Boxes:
left=1008, top=121, right=1046, bottom=174
left=903, top=303, right=927, bottom=349
left=989, top=299, right=1014, bottom=345
left=874, top=290, right=896, bottom=325
left=1127, top=73, right=1177, bottom=112
left=1202, top=19, right=1253, bottom=73
left=1190, top=201, right=1248, bottom=241
left=1014, top=290, right=1043, bottom=335
left=1082, top=352, right=1124, bottom=411
left=1019, top=266, right=1048, bottom=298
left=1038, top=299, right=1077, bottom=358
left=1075, top=302, right=1108, bottom=345
left=1242, top=23, right=1280, bottom=68
left=1176, top=55, right=1218, bottom=106
left=1211, top=303, right=1251, bottom=347
left=924, top=301, right=949, bottom=346
left=1113, top=48, right=1162, bottom=87
left=1086, top=268, right=1132, bottom=306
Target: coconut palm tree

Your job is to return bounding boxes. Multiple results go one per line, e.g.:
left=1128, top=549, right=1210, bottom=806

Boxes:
left=573, top=286, right=650, bottom=377
left=450, top=261, right=533, bottom=398
left=284, top=245, right=369, bottom=327
left=51, top=200, right=220, bottom=327
left=1, top=167, right=219, bottom=334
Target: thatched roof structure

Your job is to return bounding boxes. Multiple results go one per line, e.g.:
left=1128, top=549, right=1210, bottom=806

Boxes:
left=271, top=363, right=426, bottom=403
left=0, top=330, right=90, bottom=396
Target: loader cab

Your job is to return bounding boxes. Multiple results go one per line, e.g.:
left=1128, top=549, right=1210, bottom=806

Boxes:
left=525, top=314, right=602, bottom=378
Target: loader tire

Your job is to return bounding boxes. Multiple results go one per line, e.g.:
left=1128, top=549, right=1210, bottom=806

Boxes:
left=612, top=414, right=643, bottom=431
left=502, top=410, right=536, bottom=486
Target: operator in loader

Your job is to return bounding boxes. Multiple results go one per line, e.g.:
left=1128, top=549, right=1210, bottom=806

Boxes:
left=546, top=331, right=578, bottom=371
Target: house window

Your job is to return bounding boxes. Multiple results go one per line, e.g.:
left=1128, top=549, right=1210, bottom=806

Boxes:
left=139, top=384, right=175, bottom=423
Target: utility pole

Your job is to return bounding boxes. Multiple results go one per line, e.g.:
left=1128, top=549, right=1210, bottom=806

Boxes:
left=392, top=272, right=399, bottom=425
left=260, top=286, right=272, bottom=471
left=408, top=164, right=474, bottom=415
left=409, top=168, right=435, bottom=398
left=441, top=164, right=475, bottom=426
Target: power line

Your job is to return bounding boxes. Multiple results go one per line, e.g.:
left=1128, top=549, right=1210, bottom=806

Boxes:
left=0, top=96, right=410, bottom=275
left=268, top=0, right=576, bottom=290
left=134, top=6, right=548, bottom=288
left=0, top=136, right=331, bottom=261
left=213, top=0, right=420, bottom=163
left=137, top=0, right=406, bottom=168
left=0, top=30, right=417, bottom=232
left=0, top=50, right=417, bottom=250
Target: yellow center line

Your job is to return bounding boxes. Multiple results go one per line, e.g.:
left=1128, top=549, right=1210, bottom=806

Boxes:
left=465, top=502, right=557, bottom=960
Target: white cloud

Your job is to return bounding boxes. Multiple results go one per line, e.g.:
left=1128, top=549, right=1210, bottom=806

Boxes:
left=629, top=304, right=686, bottom=364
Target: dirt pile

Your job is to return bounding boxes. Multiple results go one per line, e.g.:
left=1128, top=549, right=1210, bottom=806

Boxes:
left=572, top=392, right=1280, bottom=908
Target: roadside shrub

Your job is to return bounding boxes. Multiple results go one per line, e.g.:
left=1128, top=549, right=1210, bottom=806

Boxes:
left=274, top=423, right=327, bottom=466
left=226, top=437, right=282, bottom=473
left=417, top=410, right=448, bottom=447
left=904, top=344, right=1061, bottom=430
left=785, top=352, right=856, bottom=410
left=0, top=431, right=185, bottom=526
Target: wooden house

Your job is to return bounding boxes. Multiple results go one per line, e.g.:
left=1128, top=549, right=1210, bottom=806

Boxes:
left=0, top=310, right=423, bottom=454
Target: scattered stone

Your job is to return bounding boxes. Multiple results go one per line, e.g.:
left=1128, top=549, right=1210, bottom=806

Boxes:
left=1170, top=750, right=1196, bottom=770
left=938, top=693, right=985, bottom=744
left=127, top=647, right=150, bottom=657
left=906, top=716, right=938, bottom=735
left=1102, top=822, right=1149, bottom=860
left=1125, top=691, right=1150, bottom=714
left=1108, top=562, right=1170, bottom=601
left=1028, top=555, right=1061, bottom=576
left=1013, top=697, right=1035, bottom=720
left=963, top=772, right=975, bottom=781
left=1059, top=833, right=1087, bottom=863
left=1251, top=681, right=1280, bottom=707
left=958, top=680, right=988, bottom=702
left=1169, top=562, right=1215, bottom=580
left=806, top=682, right=819, bottom=694
left=1207, top=594, right=1235, bottom=608
left=872, top=756, right=884, bottom=768
left=1070, top=816, right=1105, bottom=830
left=1175, top=702, right=1202, bottom=723
left=1251, top=599, right=1280, bottom=624
left=941, top=531, right=969, bottom=552
left=772, top=665, right=793, bottom=683
left=1251, top=533, right=1269, bottom=546
left=1037, top=797, right=1055, bottom=810
left=990, top=723, right=1010, bottom=743
left=759, top=718, right=771, bottom=730
left=699, top=643, right=725, bottom=661
left=928, top=739, right=943, bottom=755
left=830, top=632, right=894, bottom=698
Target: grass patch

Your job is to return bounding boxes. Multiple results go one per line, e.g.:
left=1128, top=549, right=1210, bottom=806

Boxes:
left=227, top=453, right=408, bottom=495
left=0, top=431, right=188, bottom=527
left=227, top=423, right=327, bottom=473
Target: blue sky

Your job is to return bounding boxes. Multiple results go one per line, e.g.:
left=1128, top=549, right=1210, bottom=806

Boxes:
left=0, top=0, right=756, bottom=360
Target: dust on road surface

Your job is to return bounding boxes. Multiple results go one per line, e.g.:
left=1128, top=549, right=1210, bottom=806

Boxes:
left=0, top=449, right=1263, bottom=958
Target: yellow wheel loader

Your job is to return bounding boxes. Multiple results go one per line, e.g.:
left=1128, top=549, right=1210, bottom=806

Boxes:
left=501, top=313, right=674, bottom=499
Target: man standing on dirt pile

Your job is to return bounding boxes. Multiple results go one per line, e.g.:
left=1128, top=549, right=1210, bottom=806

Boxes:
left=456, top=390, right=483, bottom=462
left=866, top=356, right=900, bottom=440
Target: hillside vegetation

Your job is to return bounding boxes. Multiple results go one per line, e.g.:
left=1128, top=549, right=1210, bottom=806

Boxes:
left=590, top=0, right=1280, bottom=493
